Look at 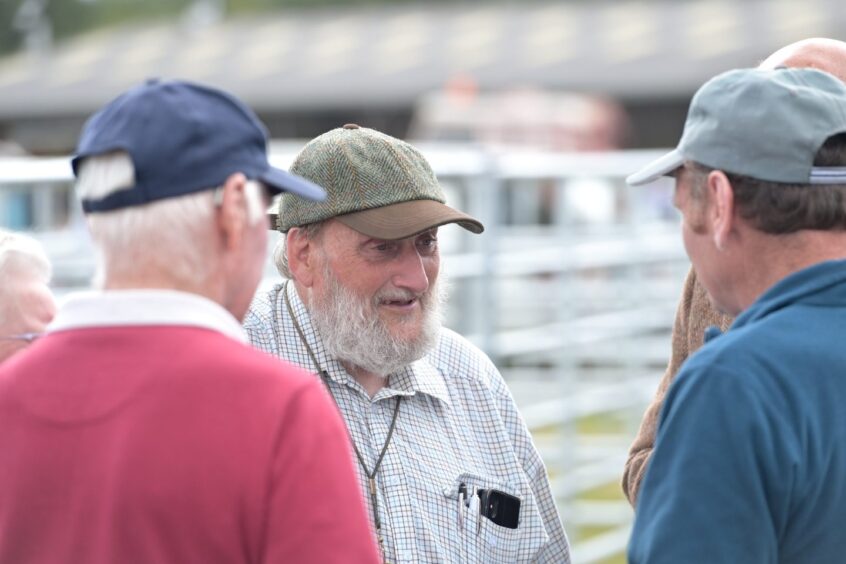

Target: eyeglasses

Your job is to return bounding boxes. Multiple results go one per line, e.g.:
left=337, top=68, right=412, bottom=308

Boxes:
left=0, top=332, right=43, bottom=343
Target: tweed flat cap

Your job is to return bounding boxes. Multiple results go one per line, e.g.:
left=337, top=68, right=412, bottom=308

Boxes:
left=273, top=124, right=484, bottom=239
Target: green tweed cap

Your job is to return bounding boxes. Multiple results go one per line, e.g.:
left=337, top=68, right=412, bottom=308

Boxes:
left=628, top=67, right=846, bottom=186
left=273, top=124, right=484, bottom=239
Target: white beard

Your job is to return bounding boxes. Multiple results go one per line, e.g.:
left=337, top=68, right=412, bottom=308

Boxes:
left=308, top=264, right=445, bottom=377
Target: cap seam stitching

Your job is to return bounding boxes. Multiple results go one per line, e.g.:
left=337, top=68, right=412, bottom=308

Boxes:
left=338, top=137, right=364, bottom=216
left=378, top=135, right=423, bottom=203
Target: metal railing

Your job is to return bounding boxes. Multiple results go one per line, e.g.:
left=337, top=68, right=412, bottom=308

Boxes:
left=1, top=145, right=688, bottom=562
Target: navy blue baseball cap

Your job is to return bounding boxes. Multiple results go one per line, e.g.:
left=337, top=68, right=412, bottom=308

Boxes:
left=72, top=79, right=325, bottom=213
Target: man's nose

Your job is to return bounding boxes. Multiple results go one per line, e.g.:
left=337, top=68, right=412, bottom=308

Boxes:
left=391, top=246, right=429, bottom=295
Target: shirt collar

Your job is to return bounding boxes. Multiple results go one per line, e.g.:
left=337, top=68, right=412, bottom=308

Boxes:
left=284, top=281, right=451, bottom=406
left=733, top=259, right=846, bottom=331
left=49, top=289, right=247, bottom=343
left=389, top=360, right=452, bottom=405
left=704, top=325, right=724, bottom=343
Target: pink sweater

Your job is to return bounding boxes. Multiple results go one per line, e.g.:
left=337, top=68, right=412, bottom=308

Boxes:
left=0, top=325, right=379, bottom=564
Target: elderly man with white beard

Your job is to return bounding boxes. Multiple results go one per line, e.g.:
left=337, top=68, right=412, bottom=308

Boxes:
left=244, top=124, right=570, bottom=564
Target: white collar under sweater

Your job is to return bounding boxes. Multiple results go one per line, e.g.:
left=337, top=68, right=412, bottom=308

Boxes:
left=49, top=289, right=247, bottom=343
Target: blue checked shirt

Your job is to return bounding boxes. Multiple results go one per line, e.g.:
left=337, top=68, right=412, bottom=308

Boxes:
left=244, top=282, right=570, bottom=563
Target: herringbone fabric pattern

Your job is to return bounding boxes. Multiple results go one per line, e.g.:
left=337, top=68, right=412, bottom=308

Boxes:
left=277, top=125, right=446, bottom=232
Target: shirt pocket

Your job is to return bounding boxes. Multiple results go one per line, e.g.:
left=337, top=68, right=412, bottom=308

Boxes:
left=442, top=472, right=548, bottom=563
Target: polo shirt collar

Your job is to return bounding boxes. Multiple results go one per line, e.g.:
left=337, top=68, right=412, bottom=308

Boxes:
left=49, top=289, right=247, bottom=343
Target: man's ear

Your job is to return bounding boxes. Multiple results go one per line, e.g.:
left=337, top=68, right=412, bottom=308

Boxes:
left=707, top=170, right=736, bottom=251
left=217, top=172, right=249, bottom=251
left=287, top=227, right=318, bottom=287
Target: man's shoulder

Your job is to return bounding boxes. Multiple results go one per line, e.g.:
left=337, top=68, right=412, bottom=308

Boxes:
left=686, top=303, right=817, bottom=373
left=242, top=283, right=289, bottom=355
left=676, top=327, right=762, bottom=392
left=1, top=325, right=317, bottom=404
left=670, top=313, right=815, bottom=417
left=180, top=327, right=313, bottom=391
left=428, top=327, right=504, bottom=388
left=431, top=327, right=493, bottom=364
left=130, top=324, right=306, bottom=380
left=152, top=328, right=324, bottom=415
left=243, top=283, right=286, bottom=328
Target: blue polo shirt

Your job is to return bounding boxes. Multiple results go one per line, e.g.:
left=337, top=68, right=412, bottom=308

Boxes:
left=629, top=260, right=846, bottom=564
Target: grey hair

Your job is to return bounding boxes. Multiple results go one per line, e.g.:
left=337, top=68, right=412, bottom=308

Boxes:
left=0, top=229, right=51, bottom=282
left=273, top=221, right=325, bottom=279
left=0, top=229, right=52, bottom=325
left=76, top=151, right=264, bottom=287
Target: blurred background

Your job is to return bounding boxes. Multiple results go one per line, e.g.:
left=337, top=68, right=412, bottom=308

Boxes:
left=2, top=1, right=844, bottom=562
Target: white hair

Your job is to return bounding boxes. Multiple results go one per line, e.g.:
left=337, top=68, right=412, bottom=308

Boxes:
left=0, top=229, right=51, bottom=282
left=76, top=151, right=264, bottom=287
left=273, top=237, right=290, bottom=278
left=273, top=221, right=325, bottom=279
left=0, top=229, right=52, bottom=325
left=308, top=257, right=445, bottom=377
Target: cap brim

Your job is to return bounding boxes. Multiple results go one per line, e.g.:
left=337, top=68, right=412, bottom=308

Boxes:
left=334, top=200, right=484, bottom=240
left=260, top=166, right=326, bottom=201
left=626, top=149, right=684, bottom=186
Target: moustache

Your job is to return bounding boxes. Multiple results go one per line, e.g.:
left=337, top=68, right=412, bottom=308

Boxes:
left=374, top=288, right=429, bottom=306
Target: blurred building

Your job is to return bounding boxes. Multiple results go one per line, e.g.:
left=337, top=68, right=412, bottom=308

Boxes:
left=0, top=0, right=843, bottom=153
left=410, top=81, right=629, bottom=151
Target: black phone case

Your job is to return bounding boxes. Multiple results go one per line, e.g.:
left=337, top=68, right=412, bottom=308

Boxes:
left=479, top=488, right=521, bottom=529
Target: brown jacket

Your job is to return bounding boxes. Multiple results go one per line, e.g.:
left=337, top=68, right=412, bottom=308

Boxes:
left=621, top=267, right=733, bottom=506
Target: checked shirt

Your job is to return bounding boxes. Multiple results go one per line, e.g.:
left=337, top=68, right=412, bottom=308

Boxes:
left=244, top=282, right=570, bottom=564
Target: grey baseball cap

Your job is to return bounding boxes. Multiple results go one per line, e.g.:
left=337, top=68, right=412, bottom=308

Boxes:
left=627, top=67, right=846, bottom=186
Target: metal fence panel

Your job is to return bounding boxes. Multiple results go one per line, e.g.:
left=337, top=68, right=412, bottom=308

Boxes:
left=1, top=145, right=687, bottom=562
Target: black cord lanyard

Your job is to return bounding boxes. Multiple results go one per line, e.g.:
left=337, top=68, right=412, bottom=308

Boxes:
left=283, top=282, right=401, bottom=563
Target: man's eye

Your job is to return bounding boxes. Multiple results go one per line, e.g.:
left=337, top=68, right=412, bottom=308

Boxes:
left=418, top=236, right=437, bottom=250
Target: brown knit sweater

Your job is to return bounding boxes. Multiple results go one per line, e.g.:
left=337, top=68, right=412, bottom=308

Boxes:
left=621, top=267, right=733, bottom=507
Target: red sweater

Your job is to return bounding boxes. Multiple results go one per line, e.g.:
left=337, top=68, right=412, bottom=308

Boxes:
left=0, top=325, right=380, bottom=564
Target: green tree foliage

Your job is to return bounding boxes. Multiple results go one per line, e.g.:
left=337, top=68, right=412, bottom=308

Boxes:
left=0, top=3, right=19, bottom=54
left=2, top=0, right=189, bottom=56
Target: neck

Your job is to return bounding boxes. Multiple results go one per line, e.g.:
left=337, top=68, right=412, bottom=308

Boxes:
left=103, top=270, right=222, bottom=301
left=343, top=362, right=388, bottom=398
left=731, top=230, right=846, bottom=313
